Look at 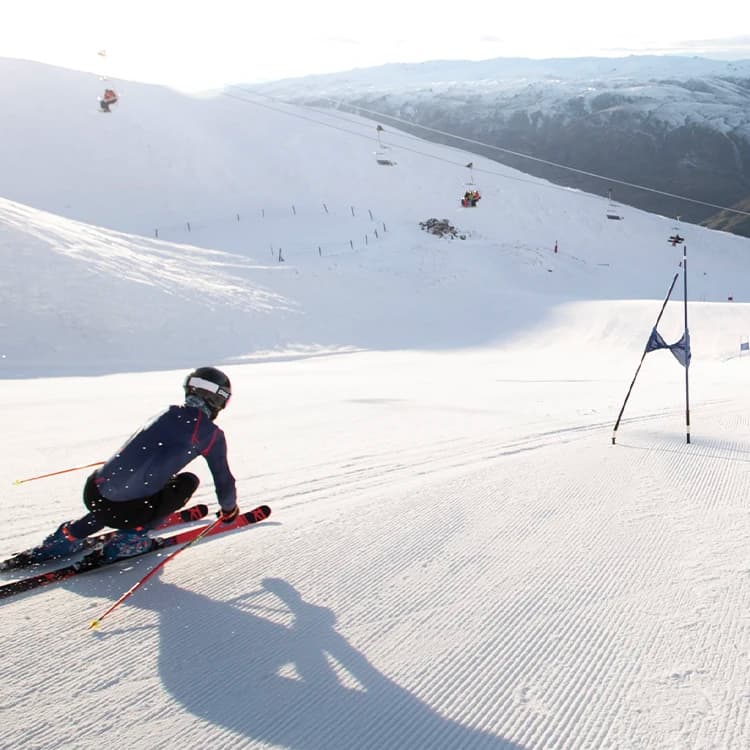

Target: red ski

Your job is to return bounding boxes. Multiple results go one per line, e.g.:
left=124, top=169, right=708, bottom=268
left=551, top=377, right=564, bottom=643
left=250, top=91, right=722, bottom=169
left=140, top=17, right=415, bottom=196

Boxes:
left=0, top=505, right=271, bottom=599
left=0, top=503, right=209, bottom=572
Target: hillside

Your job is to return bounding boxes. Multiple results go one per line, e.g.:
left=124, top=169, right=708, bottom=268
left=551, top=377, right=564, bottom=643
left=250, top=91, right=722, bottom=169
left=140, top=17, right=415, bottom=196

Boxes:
left=251, top=55, right=750, bottom=235
left=3, top=61, right=750, bottom=375
left=3, top=71, right=750, bottom=379
left=705, top=194, right=750, bottom=236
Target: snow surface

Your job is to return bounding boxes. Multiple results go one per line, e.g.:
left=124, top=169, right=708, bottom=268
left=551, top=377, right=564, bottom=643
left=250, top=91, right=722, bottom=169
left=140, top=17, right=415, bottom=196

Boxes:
left=2, top=60, right=750, bottom=749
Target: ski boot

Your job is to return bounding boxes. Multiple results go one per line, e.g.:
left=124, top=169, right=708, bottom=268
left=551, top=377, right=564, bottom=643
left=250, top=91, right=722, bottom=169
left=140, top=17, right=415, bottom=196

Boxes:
left=100, top=529, right=155, bottom=562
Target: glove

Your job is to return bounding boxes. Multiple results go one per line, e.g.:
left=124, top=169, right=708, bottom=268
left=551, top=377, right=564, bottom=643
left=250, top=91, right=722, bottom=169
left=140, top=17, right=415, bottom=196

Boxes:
left=217, top=505, right=239, bottom=524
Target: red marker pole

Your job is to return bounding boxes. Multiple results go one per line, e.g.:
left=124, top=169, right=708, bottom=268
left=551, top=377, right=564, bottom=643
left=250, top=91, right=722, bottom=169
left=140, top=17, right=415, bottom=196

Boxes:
left=88, top=516, right=224, bottom=631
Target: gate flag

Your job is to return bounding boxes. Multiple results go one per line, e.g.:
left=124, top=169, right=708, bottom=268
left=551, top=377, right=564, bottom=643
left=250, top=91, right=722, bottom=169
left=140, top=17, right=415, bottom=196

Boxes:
left=644, top=327, right=691, bottom=368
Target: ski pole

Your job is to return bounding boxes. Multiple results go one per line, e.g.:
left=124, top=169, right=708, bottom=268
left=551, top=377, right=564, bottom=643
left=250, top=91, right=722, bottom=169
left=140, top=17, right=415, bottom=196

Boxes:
left=87, top=515, right=224, bottom=630
left=13, top=461, right=105, bottom=485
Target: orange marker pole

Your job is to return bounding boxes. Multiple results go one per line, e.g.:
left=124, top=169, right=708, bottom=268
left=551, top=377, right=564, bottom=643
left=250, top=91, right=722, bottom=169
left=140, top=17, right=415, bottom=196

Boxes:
left=13, top=461, right=104, bottom=485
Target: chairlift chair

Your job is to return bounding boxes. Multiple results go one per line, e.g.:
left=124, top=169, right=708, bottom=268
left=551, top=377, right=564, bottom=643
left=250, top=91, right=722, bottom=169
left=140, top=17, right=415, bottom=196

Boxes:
left=606, top=188, right=623, bottom=220
left=465, top=161, right=476, bottom=185
left=374, top=148, right=396, bottom=166
left=374, top=125, right=396, bottom=166
left=459, top=162, right=482, bottom=205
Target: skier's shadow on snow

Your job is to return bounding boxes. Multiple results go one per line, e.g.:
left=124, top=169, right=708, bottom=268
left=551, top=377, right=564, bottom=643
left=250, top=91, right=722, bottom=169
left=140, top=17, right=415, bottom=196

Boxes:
left=135, top=575, right=524, bottom=749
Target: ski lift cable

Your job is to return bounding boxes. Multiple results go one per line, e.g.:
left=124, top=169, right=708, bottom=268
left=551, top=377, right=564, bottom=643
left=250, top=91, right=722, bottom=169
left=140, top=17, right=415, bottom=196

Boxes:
left=225, top=88, right=535, bottom=186
left=222, top=90, right=633, bottom=209
left=219, top=91, right=649, bottom=215
left=222, top=88, right=610, bottom=195
left=222, top=90, right=383, bottom=142
left=222, top=87, right=750, bottom=219
left=228, top=86, right=750, bottom=219
left=224, top=85, right=487, bottom=147
left=301, top=94, right=750, bottom=218
left=224, top=86, right=435, bottom=156
left=222, top=89, right=488, bottom=170
left=220, top=89, right=611, bottom=199
left=314, top=96, right=750, bottom=218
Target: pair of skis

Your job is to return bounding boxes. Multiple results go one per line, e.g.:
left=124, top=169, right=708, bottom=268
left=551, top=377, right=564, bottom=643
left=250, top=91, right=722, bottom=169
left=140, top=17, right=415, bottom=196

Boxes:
left=0, top=504, right=271, bottom=600
left=0, top=503, right=211, bottom=571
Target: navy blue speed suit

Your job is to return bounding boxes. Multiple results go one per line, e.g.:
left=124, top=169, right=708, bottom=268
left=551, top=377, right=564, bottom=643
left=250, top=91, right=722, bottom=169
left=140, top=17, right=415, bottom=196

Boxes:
left=72, top=404, right=237, bottom=534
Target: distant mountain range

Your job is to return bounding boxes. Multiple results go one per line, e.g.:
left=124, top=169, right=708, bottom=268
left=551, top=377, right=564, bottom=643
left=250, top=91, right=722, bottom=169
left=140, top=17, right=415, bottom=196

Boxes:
left=252, top=56, right=750, bottom=237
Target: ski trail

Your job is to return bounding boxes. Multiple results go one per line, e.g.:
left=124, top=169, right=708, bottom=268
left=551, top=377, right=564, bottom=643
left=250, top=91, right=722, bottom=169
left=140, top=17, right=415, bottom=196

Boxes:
left=2, top=408, right=750, bottom=748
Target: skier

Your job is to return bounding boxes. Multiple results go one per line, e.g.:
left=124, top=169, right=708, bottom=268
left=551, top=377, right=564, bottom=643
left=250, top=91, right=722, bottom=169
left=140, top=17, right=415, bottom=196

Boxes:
left=28, top=367, right=239, bottom=562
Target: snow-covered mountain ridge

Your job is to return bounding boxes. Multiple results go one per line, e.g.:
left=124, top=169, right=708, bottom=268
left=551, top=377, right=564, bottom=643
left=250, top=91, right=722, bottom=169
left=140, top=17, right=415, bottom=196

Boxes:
left=251, top=56, right=750, bottom=94
left=253, top=56, right=750, bottom=235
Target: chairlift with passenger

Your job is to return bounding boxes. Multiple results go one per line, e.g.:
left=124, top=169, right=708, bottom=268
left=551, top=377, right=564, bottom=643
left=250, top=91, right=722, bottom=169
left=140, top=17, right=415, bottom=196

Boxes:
left=460, top=188, right=482, bottom=207
left=95, top=50, right=120, bottom=112
left=668, top=216, right=685, bottom=246
left=99, top=87, right=119, bottom=113
left=458, top=162, right=482, bottom=206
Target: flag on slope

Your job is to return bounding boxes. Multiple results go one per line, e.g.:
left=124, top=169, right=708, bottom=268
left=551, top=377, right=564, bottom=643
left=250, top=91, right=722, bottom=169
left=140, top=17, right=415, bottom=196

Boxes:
left=645, top=327, right=691, bottom=367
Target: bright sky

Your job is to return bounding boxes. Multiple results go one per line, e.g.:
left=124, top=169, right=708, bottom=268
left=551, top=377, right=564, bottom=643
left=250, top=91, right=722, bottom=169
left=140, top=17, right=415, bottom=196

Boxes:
left=2, top=0, right=749, bottom=89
